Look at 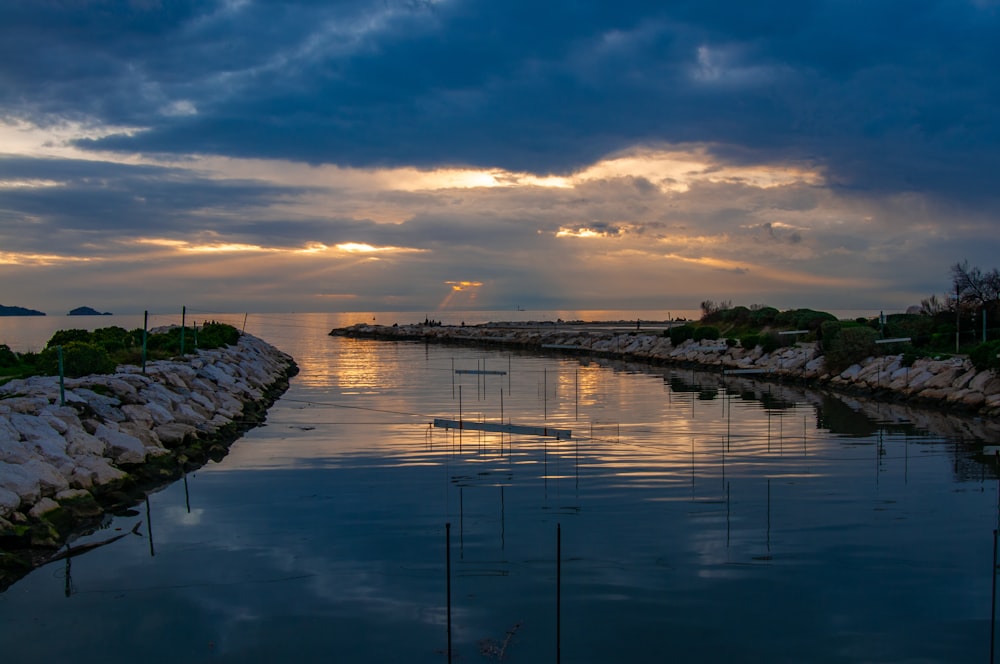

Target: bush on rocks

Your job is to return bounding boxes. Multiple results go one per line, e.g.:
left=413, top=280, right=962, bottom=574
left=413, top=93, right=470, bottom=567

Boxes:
left=824, top=327, right=878, bottom=373
left=39, top=341, right=116, bottom=378
left=970, top=340, right=1000, bottom=372
left=760, top=331, right=782, bottom=354
left=693, top=326, right=720, bottom=341
left=668, top=324, right=696, bottom=345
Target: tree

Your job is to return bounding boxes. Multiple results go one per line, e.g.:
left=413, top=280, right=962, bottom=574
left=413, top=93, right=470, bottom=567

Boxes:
left=952, top=261, right=1000, bottom=308
left=699, top=299, right=732, bottom=320
left=918, top=294, right=947, bottom=316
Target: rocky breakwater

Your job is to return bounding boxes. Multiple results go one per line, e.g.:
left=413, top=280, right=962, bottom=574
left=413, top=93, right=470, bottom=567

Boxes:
left=332, top=322, right=1000, bottom=417
left=0, top=332, right=296, bottom=586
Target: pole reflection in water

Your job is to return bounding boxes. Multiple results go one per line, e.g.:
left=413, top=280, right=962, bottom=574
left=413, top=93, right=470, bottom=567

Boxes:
left=2, top=325, right=999, bottom=664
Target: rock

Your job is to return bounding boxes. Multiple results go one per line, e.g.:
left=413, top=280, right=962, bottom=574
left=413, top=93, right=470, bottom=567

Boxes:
left=0, top=330, right=294, bottom=572
left=23, top=458, right=69, bottom=494
left=923, top=367, right=964, bottom=390
left=154, top=422, right=197, bottom=447
left=94, top=423, right=147, bottom=465
left=120, top=404, right=155, bottom=427
left=28, top=497, right=60, bottom=519
left=8, top=413, right=71, bottom=467
left=73, top=456, right=127, bottom=487
left=0, top=461, right=41, bottom=504
left=117, top=421, right=164, bottom=451
left=74, top=389, right=126, bottom=422
left=0, top=487, right=19, bottom=517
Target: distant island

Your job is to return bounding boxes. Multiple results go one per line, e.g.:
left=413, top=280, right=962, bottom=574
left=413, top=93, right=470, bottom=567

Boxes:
left=68, top=306, right=112, bottom=316
left=0, top=304, right=45, bottom=316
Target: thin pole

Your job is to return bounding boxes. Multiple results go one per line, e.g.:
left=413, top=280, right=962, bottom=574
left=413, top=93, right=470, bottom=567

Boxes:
left=145, top=495, right=155, bottom=557
left=446, top=522, right=453, bottom=663
left=575, top=369, right=579, bottom=421
left=556, top=522, right=562, bottom=664
left=180, top=305, right=187, bottom=355
left=141, top=310, right=148, bottom=374
left=242, top=312, right=248, bottom=333
left=992, top=528, right=997, bottom=663
left=544, top=368, right=548, bottom=420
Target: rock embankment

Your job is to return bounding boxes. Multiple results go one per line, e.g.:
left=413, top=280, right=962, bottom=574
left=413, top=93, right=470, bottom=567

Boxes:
left=0, top=331, right=296, bottom=583
left=332, top=322, right=1000, bottom=417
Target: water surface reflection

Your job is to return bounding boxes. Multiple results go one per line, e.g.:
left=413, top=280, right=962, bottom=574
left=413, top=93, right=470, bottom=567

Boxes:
left=0, top=324, right=997, bottom=663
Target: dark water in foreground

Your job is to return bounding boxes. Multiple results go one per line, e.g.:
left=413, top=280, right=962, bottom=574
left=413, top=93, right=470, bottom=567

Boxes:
left=0, top=313, right=998, bottom=662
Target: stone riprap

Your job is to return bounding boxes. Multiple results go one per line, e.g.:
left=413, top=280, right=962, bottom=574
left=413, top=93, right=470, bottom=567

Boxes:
left=0, top=331, right=296, bottom=577
left=332, top=322, right=1000, bottom=418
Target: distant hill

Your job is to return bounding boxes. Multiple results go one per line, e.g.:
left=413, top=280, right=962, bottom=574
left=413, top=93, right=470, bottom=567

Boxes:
left=0, top=304, right=45, bottom=316
left=68, top=306, right=112, bottom=316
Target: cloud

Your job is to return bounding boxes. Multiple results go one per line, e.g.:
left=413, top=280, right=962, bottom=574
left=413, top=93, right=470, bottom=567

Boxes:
left=1, top=1, right=999, bottom=314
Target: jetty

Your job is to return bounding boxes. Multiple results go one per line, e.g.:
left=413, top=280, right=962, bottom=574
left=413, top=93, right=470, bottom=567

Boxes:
left=0, top=331, right=296, bottom=588
left=331, top=321, right=1000, bottom=419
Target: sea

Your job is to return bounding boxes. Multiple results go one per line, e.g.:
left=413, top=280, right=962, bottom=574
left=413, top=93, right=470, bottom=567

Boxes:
left=0, top=310, right=997, bottom=662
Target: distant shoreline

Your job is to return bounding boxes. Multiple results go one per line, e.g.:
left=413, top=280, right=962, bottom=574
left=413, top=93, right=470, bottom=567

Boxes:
left=332, top=321, right=1000, bottom=420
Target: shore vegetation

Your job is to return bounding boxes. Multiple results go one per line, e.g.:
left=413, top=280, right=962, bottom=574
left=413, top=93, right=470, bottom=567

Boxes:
left=0, top=322, right=241, bottom=383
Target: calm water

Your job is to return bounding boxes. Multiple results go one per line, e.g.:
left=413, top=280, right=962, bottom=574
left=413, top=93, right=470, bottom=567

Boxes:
left=0, top=312, right=998, bottom=663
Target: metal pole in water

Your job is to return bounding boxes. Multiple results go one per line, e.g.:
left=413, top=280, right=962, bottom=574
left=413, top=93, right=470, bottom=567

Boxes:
left=146, top=495, right=155, bottom=557
left=446, top=522, right=453, bottom=663
left=544, top=368, right=548, bottom=420
left=556, top=522, right=562, bottom=664
left=992, top=528, right=997, bottom=663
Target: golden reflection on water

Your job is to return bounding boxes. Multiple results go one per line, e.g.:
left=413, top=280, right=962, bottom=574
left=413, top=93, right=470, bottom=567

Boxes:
left=4, top=311, right=973, bottom=483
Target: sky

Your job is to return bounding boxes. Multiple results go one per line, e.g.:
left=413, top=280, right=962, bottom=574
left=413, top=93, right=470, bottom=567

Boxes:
left=2, top=0, right=999, bottom=317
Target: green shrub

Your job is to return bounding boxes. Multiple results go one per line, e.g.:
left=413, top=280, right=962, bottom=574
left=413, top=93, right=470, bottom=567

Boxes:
left=740, top=334, right=761, bottom=350
left=196, top=322, right=241, bottom=349
left=46, top=329, right=91, bottom=349
left=693, top=326, right=720, bottom=341
left=774, top=308, right=837, bottom=331
left=749, top=307, right=779, bottom=326
left=970, top=340, right=1000, bottom=372
left=820, top=320, right=841, bottom=352
left=669, top=324, right=696, bottom=345
left=90, top=326, right=134, bottom=354
left=759, top=331, right=782, bottom=354
left=39, top=341, right=116, bottom=378
left=0, top=344, right=18, bottom=369
left=824, top=327, right=878, bottom=373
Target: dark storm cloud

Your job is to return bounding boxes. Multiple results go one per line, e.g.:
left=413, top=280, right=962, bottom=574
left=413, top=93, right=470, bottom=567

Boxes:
left=3, top=0, right=995, bottom=205
left=0, top=155, right=308, bottom=251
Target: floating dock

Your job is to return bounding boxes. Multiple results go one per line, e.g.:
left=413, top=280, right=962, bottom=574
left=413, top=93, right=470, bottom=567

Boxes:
left=433, top=418, right=571, bottom=439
